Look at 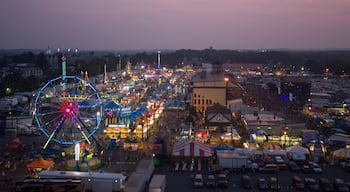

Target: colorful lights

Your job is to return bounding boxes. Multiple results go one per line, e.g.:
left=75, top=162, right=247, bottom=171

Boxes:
left=157, top=50, right=161, bottom=69
left=59, top=101, right=79, bottom=118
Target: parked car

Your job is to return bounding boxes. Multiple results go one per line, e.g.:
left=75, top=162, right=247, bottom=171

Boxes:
left=216, top=173, right=228, bottom=188
left=254, top=158, right=265, bottom=167
left=241, top=174, right=253, bottom=189
left=288, top=161, right=300, bottom=172
left=206, top=174, right=216, bottom=188
left=334, top=178, right=349, bottom=192
left=247, top=160, right=259, bottom=172
left=301, top=164, right=312, bottom=173
left=276, top=162, right=288, bottom=170
left=319, top=178, right=333, bottom=192
left=193, top=173, right=203, bottom=188
left=304, top=177, right=319, bottom=192
left=274, top=156, right=284, bottom=163
left=257, top=178, right=268, bottom=190
left=291, top=175, right=305, bottom=190
left=259, top=164, right=279, bottom=173
left=269, top=177, right=281, bottom=191
left=309, top=162, right=322, bottom=174
left=274, top=156, right=287, bottom=169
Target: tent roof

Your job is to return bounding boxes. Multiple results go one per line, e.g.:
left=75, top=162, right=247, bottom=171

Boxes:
left=286, top=145, right=310, bottom=155
left=172, top=140, right=212, bottom=157
left=263, top=149, right=286, bottom=156
left=104, top=101, right=121, bottom=110
left=264, top=144, right=281, bottom=150
left=333, top=147, right=350, bottom=159
left=27, top=157, right=55, bottom=169
left=214, top=142, right=233, bottom=149
left=166, top=100, right=186, bottom=109
left=328, top=134, right=350, bottom=144
left=263, top=144, right=286, bottom=156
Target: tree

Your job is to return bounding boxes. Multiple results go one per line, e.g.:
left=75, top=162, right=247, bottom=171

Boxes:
left=36, top=52, right=48, bottom=69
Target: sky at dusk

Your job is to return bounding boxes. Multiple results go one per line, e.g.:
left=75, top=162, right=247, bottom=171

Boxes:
left=1, top=0, right=350, bottom=50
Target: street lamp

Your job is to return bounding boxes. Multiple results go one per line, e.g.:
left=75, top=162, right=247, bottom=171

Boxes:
left=117, top=54, right=121, bottom=71
left=283, top=127, right=288, bottom=147
left=224, top=77, right=229, bottom=105
left=141, top=119, right=144, bottom=142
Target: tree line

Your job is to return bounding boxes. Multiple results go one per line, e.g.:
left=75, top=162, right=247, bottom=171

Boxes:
left=0, top=49, right=350, bottom=97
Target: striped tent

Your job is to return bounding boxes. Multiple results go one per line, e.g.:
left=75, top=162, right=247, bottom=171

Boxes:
left=172, top=140, right=212, bottom=157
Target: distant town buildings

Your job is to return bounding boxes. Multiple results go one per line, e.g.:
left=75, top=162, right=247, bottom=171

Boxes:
left=0, top=63, right=44, bottom=79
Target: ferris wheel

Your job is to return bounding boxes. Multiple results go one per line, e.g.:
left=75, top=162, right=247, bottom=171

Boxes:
left=33, top=75, right=103, bottom=149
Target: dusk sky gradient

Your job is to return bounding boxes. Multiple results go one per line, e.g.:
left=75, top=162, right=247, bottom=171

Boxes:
left=1, top=0, right=350, bottom=50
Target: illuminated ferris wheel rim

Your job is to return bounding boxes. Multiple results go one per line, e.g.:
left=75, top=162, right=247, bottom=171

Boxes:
left=33, top=75, right=103, bottom=146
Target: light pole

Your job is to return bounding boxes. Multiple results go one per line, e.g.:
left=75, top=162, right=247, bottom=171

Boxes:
left=224, top=77, right=229, bottom=105
left=231, top=126, right=234, bottom=144
left=119, top=133, right=122, bottom=171
left=141, top=119, right=144, bottom=142
left=117, top=54, right=121, bottom=71
left=283, top=127, right=288, bottom=147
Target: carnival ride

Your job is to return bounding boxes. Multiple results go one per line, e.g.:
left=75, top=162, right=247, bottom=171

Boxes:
left=33, top=75, right=103, bottom=149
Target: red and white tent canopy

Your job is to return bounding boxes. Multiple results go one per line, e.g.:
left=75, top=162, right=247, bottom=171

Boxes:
left=172, top=140, right=212, bottom=157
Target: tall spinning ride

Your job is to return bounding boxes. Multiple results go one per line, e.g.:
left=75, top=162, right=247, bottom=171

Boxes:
left=33, top=75, right=103, bottom=149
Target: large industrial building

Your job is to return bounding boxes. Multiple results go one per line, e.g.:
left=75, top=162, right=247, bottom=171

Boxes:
left=190, top=62, right=239, bottom=113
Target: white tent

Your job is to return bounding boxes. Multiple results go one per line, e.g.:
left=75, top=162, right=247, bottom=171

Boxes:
left=286, top=145, right=310, bottom=155
left=286, top=145, right=310, bottom=161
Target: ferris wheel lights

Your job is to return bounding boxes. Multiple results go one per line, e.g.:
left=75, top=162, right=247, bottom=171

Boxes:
left=34, top=75, right=102, bottom=146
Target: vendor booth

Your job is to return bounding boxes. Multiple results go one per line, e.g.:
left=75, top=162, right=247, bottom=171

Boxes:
left=209, top=134, right=221, bottom=145
left=263, top=144, right=287, bottom=157
left=195, top=129, right=210, bottom=143
left=104, top=124, right=130, bottom=139
left=221, top=128, right=241, bottom=144
left=212, top=142, right=234, bottom=155
left=26, top=157, right=55, bottom=177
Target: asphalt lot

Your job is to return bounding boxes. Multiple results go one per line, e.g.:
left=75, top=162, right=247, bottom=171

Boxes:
left=157, top=162, right=350, bottom=192
left=2, top=131, right=350, bottom=192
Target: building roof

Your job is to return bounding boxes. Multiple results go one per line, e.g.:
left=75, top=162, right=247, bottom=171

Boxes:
left=206, top=103, right=230, bottom=114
